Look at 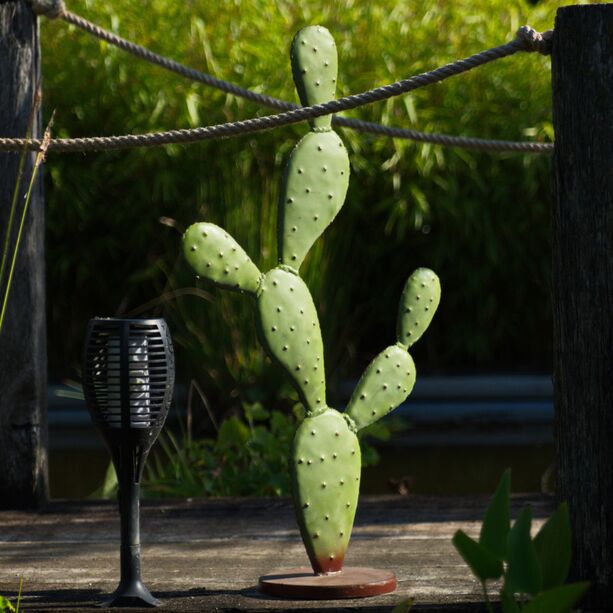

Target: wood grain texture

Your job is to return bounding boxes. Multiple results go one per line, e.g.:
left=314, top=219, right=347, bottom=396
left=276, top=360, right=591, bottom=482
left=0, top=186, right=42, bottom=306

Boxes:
left=552, top=5, right=613, bottom=609
left=0, top=496, right=552, bottom=611
left=0, top=0, right=48, bottom=508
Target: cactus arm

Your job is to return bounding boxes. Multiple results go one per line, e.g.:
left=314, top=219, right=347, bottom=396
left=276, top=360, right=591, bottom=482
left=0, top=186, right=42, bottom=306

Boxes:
left=345, top=345, right=416, bottom=431
left=256, top=268, right=326, bottom=415
left=397, top=268, right=441, bottom=348
left=278, top=26, right=350, bottom=270
left=183, top=222, right=262, bottom=295
left=345, top=268, right=441, bottom=430
left=278, top=132, right=349, bottom=270
left=290, top=26, right=338, bottom=131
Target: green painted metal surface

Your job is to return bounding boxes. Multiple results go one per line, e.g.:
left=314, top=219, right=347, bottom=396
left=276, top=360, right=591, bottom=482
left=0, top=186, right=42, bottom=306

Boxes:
left=182, top=25, right=441, bottom=575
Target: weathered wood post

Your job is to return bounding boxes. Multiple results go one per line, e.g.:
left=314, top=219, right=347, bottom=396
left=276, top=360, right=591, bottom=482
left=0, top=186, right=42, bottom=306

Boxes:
left=552, top=5, right=613, bottom=608
left=0, top=0, right=48, bottom=508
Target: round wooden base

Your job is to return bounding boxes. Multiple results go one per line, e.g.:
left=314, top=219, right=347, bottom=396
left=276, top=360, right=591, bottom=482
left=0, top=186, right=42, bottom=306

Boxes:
left=258, top=566, right=397, bottom=600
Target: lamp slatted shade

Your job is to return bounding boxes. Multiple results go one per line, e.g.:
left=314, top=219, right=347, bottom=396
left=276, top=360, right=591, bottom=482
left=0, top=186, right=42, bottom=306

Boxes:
left=84, top=318, right=174, bottom=433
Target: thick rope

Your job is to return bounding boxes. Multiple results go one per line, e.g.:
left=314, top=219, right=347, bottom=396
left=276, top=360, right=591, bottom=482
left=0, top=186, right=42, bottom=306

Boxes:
left=56, top=11, right=554, bottom=152
left=3, top=1, right=553, bottom=154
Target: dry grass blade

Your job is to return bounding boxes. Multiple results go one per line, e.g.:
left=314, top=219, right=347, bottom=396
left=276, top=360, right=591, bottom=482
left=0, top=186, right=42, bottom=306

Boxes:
left=0, top=108, right=54, bottom=334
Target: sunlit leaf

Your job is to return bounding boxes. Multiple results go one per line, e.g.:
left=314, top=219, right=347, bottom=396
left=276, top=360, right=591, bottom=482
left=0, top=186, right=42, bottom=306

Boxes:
left=390, top=598, right=414, bottom=613
left=0, top=596, right=16, bottom=613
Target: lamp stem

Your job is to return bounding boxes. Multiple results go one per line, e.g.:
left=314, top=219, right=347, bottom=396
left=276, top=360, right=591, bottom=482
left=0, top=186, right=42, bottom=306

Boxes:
left=119, top=457, right=142, bottom=586
left=104, top=448, right=158, bottom=607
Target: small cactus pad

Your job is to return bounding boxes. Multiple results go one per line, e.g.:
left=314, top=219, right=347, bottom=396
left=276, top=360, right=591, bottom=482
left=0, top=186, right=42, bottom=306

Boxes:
left=291, top=26, right=338, bottom=130
left=397, top=268, right=441, bottom=347
left=291, top=408, right=361, bottom=574
left=256, top=268, right=326, bottom=414
left=345, top=345, right=416, bottom=431
left=183, top=223, right=262, bottom=294
left=278, top=131, right=350, bottom=269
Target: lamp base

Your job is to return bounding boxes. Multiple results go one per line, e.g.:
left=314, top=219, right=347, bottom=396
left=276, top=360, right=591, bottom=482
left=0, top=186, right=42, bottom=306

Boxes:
left=258, top=566, right=397, bottom=599
left=101, top=580, right=160, bottom=608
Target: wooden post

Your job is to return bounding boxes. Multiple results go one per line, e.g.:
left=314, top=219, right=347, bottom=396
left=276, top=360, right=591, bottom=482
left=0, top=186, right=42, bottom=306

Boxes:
left=0, top=0, right=48, bottom=508
left=552, top=5, right=613, bottom=608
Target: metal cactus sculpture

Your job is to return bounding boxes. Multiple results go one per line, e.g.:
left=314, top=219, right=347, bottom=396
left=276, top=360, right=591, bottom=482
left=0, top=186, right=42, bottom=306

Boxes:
left=183, top=26, right=440, bottom=597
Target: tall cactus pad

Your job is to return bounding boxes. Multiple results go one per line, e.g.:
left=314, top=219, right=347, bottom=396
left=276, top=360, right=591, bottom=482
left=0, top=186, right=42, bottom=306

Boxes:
left=345, top=345, right=416, bottom=431
left=183, top=223, right=262, bottom=294
left=278, top=131, right=350, bottom=269
left=291, top=409, right=360, bottom=574
left=256, top=268, right=326, bottom=414
left=291, top=26, right=338, bottom=131
left=397, top=268, right=441, bottom=347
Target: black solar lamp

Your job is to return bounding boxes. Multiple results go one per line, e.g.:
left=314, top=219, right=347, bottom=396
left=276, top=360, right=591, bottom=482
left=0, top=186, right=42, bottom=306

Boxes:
left=83, top=318, right=175, bottom=608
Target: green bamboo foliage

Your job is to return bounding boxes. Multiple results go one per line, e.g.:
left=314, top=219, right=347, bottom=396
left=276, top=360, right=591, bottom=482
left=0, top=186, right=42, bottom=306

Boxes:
left=183, top=25, right=440, bottom=575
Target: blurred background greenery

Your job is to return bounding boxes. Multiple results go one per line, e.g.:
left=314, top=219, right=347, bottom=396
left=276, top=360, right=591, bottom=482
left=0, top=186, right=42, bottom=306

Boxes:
left=42, top=0, right=560, bottom=428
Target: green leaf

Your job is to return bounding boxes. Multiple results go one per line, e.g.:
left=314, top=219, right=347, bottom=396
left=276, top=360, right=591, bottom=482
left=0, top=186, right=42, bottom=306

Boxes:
left=500, top=590, right=520, bottom=613
left=521, top=582, right=589, bottom=613
left=243, top=402, right=270, bottom=422
left=452, top=530, right=503, bottom=581
left=390, top=598, right=414, bottom=613
left=292, top=403, right=306, bottom=422
left=218, top=417, right=250, bottom=448
left=100, top=462, right=118, bottom=499
left=534, top=502, right=572, bottom=590
left=0, top=596, right=16, bottom=613
left=479, top=468, right=511, bottom=559
left=89, top=461, right=118, bottom=500
left=505, top=507, right=542, bottom=596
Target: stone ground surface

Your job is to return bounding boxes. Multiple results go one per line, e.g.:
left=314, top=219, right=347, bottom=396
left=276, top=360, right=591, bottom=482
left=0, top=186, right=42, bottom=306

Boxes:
left=0, top=495, right=551, bottom=612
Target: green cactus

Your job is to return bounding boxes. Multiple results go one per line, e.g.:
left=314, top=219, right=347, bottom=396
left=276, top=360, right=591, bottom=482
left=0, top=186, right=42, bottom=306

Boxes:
left=279, top=25, right=349, bottom=270
left=182, top=25, right=441, bottom=577
left=397, top=267, right=441, bottom=348
left=183, top=223, right=262, bottom=294
left=278, top=131, right=349, bottom=270
left=290, top=25, right=338, bottom=131
left=345, top=269, right=441, bottom=431
left=291, top=409, right=360, bottom=573
left=256, top=268, right=326, bottom=414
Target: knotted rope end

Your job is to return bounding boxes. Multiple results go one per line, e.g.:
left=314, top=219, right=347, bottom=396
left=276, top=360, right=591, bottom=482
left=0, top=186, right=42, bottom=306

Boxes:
left=29, top=0, right=66, bottom=19
left=516, top=25, right=553, bottom=55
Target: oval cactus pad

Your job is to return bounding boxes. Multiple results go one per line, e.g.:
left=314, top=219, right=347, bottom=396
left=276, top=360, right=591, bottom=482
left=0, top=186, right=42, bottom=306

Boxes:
left=345, top=345, right=416, bottom=431
left=183, top=222, right=262, bottom=294
left=397, top=268, right=441, bottom=348
left=291, top=409, right=361, bottom=574
left=278, top=131, right=350, bottom=269
left=256, top=268, right=326, bottom=414
left=291, top=25, right=338, bottom=130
